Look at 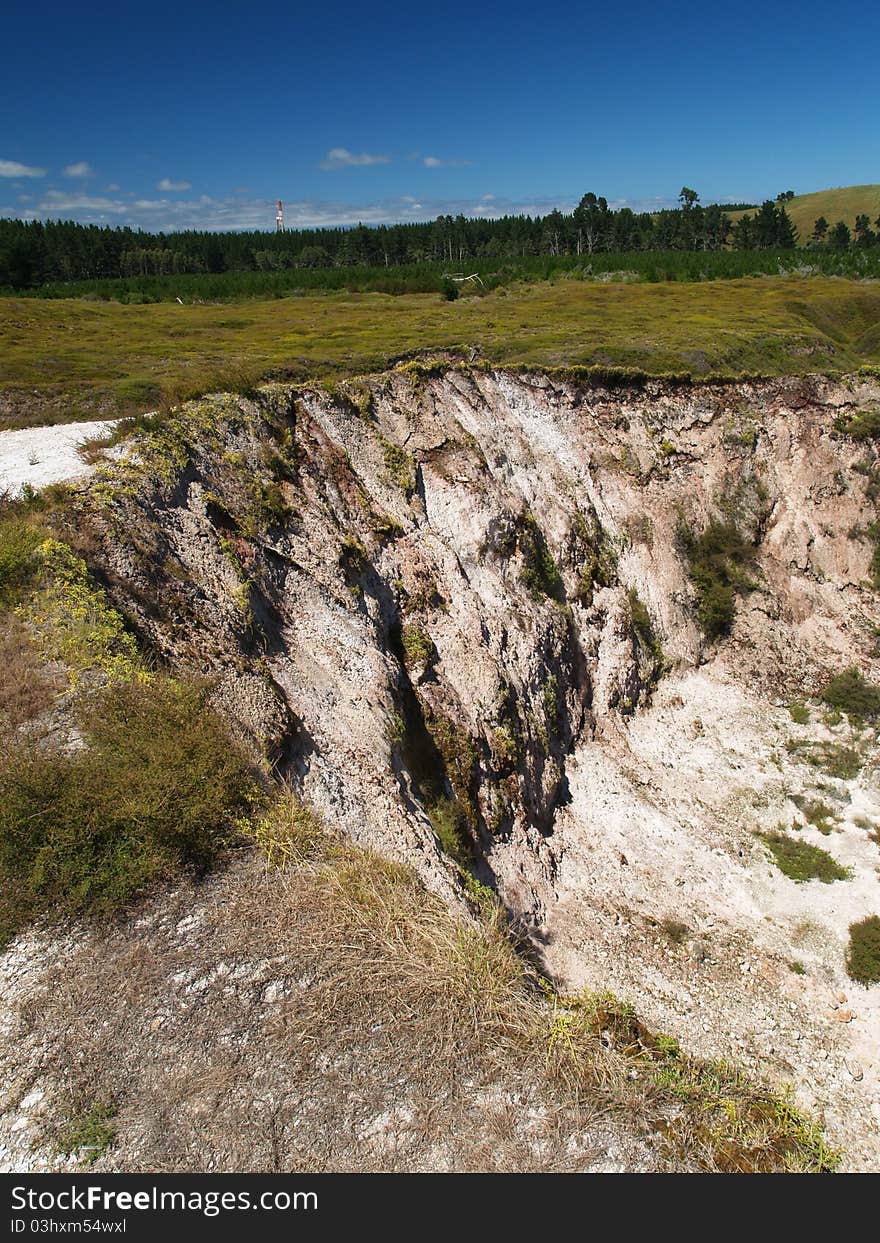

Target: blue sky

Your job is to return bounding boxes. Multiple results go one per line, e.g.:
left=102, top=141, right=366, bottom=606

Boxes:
left=2, top=0, right=878, bottom=232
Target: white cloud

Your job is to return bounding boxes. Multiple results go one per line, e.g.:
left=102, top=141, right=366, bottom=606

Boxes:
left=105, top=183, right=121, bottom=191
left=157, top=177, right=191, bottom=191
left=423, top=156, right=473, bottom=168
left=63, top=162, right=93, bottom=178
left=319, top=147, right=390, bottom=170
left=0, top=159, right=46, bottom=178
left=9, top=189, right=679, bottom=233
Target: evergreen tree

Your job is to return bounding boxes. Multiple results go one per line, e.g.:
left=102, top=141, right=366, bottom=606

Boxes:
left=811, top=216, right=829, bottom=244
left=776, top=205, right=798, bottom=249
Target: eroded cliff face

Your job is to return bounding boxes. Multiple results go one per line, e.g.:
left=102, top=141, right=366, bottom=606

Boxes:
left=64, top=364, right=880, bottom=1165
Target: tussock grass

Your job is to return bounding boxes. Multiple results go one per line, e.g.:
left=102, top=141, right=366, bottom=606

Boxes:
left=846, top=916, right=880, bottom=986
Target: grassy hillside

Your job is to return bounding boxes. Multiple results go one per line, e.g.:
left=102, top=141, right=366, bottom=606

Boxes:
left=2, top=276, right=880, bottom=429
left=730, top=185, right=880, bottom=242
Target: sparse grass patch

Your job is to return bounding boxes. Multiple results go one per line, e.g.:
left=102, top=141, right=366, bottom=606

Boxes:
left=401, top=623, right=434, bottom=671
left=788, top=701, right=810, bottom=725
left=428, top=796, right=471, bottom=870
left=249, top=787, right=328, bottom=869
left=786, top=739, right=862, bottom=780
left=0, top=612, right=63, bottom=727
left=16, top=824, right=839, bottom=1173
left=790, top=795, right=838, bottom=834
left=759, top=831, right=850, bottom=883
left=546, top=990, right=837, bottom=1172
left=570, top=511, right=616, bottom=603
left=846, top=916, right=880, bottom=985
left=380, top=437, right=415, bottom=496
left=77, top=411, right=167, bottom=463
left=628, top=588, right=664, bottom=683
left=519, top=511, right=563, bottom=602
left=53, top=1099, right=117, bottom=1166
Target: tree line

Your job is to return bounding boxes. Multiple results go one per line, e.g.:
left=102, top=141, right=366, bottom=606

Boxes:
left=0, top=188, right=809, bottom=289
left=810, top=213, right=880, bottom=248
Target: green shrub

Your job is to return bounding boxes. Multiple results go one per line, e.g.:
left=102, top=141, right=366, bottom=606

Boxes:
left=760, top=831, right=850, bottom=883
left=677, top=518, right=755, bottom=640
left=0, top=676, right=255, bottom=942
left=788, top=701, right=810, bottom=725
left=440, top=278, right=459, bottom=302
left=819, top=667, right=880, bottom=721
left=846, top=916, right=880, bottom=985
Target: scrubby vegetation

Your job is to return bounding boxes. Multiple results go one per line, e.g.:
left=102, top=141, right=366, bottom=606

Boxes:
left=676, top=517, right=755, bottom=640
left=819, top=667, right=880, bottom=721
left=790, top=796, right=838, bottom=835
left=786, top=740, right=863, bottom=781
left=845, top=916, right=880, bottom=985
left=0, top=676, right=255, bottom=944
left=759, top=831, right=850, bottom=882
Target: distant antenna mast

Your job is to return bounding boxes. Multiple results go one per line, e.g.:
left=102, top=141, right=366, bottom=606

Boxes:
left=276, top=199, right=284, bottom=232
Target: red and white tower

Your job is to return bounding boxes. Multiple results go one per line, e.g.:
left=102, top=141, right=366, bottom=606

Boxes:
left=276, top=199, right=284, bottom=232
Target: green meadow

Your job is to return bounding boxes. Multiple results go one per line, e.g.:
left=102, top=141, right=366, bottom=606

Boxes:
left=2, top=275, right=880, bottom=429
